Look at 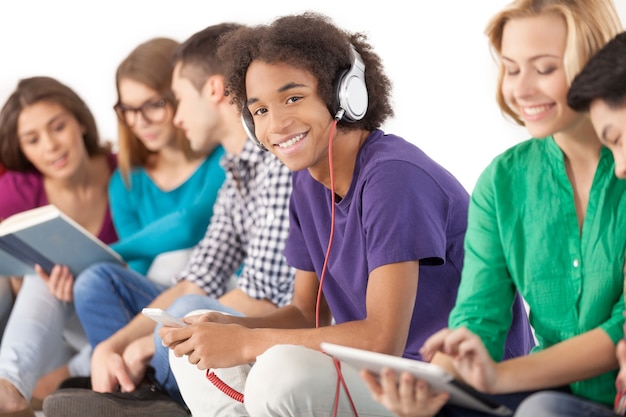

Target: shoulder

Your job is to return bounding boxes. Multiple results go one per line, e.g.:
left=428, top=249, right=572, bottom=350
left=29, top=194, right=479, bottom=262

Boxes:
left=0, top=170, right=43, bottom=192
left=359, top=130, right=441, bottom=170
left=358, top=130, right=467, bottom=194
left=108, top=165, right=150, bottom=193
left=490, top=137, right=547, bottom=167
left=206, top=145, right=226, bottom=163
left=108, top=168, right=124, bottom=186
left=477, top=137, right=547, bottom=182
left=0, top=170, right=45, bottom=217
left=471, top=138, right=555, bottom=205
left=260, top=150, right=292, bottom=181
left=196, top=146, right=226, bottom=169
left=197, top=148, right=226, bottom=174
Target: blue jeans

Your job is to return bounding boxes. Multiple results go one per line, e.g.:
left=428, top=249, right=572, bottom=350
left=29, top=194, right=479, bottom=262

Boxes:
left=74, top=262, right=242, bottom=406
left=74, top=262, right=168, bottom=347
left=514, top=391, right=617, bottom=417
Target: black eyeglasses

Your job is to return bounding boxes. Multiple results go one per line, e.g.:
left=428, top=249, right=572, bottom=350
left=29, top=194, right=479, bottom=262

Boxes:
left=113, top=98, right=170, bottom=127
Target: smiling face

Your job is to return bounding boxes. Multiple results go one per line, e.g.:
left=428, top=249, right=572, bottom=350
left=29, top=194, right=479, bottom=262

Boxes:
left=245, top=61, right=335, bottom=172
left=589, top=100, right=626, bottom=178
left=500, top=13, right=581, bottom=139
left=117, top=77, right=176, bottom=152
left=17, top=100, right=88, bottom=180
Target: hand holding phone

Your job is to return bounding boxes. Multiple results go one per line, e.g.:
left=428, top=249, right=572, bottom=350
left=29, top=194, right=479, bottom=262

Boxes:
left=142, top=308, right=188, bottom=328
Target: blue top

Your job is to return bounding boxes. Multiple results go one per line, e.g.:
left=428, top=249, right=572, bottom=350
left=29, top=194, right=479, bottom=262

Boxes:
left=109, top=146, right=225, bottom=274
left=284, top=130, right=535, bottom=361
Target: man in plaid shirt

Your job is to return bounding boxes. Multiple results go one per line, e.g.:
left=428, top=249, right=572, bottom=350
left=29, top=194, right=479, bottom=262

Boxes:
left=43, top=23, right=294, bottom=417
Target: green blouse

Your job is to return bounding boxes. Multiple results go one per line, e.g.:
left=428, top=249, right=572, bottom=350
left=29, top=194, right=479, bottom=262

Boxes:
left=449, top=136, right=626, bottom=406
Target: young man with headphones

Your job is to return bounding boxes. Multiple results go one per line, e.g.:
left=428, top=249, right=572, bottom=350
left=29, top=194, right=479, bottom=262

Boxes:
left=155, top=12, right=534, bottom=416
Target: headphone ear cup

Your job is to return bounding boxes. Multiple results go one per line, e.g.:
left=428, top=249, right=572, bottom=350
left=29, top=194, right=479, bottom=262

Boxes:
left=241, top=107, right=267, bottom=151
left=335, top=45, right=368, bottom=122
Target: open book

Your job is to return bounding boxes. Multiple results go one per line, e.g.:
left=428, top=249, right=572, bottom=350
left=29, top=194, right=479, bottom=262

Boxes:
left=0, top=204, right=124, bottom=277
left=321, top=342, right=512, bottom=416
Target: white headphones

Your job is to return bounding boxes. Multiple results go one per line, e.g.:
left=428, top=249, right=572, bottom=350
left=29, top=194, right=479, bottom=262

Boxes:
left=242, top=44, right=368, bottom=151
left=334, top=44, right=368, bottom=122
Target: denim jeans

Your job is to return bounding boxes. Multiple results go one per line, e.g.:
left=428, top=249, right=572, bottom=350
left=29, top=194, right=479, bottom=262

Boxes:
left=74, top=262, right=242, bottom=406
left=74, top=262, right=168, bottom=347
left=514, top=391, right=618, bottom=417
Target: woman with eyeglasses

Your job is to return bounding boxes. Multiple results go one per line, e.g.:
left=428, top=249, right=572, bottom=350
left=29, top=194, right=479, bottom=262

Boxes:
left=61, top=37, right=225, bottom=403
left=71, top=37, right=225, bottom=381
left=107, top=37, right=225, bottom=277
left=0, top=76, right=118, bottom=416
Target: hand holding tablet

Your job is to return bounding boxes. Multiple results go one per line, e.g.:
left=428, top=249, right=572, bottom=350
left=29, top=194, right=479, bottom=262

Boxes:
left=320, top=342, right=512, bottom=416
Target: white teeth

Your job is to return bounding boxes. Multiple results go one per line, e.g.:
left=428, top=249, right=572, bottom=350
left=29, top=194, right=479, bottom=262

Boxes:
left=523, top=105, right=550, bottom=115
left=278, top=133, right=304, bottom=149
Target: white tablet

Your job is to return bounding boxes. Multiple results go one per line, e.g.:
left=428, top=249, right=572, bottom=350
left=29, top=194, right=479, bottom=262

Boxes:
left=320, top=342, right=512, bottom=416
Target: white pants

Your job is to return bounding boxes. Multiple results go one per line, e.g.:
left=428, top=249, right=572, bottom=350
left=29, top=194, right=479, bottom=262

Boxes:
left=0, top=274, right=90, bottom=400
left=0, top=279, right=15, bottom=340
left=169, top=320, right=394, bottom=416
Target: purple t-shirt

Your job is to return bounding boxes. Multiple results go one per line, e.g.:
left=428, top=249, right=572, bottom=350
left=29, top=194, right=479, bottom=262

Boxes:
left=0, top=154, right=118, bottom=244
left=285, top=130, right=470, bottom=360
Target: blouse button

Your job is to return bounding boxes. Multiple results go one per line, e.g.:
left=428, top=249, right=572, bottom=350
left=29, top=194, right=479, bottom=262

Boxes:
left=573, top=259, right=580, bottom=268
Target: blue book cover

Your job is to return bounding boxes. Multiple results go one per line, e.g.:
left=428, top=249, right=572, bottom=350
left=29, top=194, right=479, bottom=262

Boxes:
left=0, top=205, right=124, bottom=277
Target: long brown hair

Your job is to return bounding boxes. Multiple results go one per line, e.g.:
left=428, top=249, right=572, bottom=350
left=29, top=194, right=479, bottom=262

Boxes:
left=0, top=76, right=107, bottom=172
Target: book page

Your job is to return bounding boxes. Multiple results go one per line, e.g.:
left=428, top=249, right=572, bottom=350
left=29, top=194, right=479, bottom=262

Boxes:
left=0, top=205, right=59, bottom=235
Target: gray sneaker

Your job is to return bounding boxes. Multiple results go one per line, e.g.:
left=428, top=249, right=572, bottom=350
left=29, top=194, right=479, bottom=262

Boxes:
left=42, top=385, right=190, bottom=417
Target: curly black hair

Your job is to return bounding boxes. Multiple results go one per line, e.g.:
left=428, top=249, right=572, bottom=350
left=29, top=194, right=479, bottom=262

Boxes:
left=217, top=11, right=394, bottom=131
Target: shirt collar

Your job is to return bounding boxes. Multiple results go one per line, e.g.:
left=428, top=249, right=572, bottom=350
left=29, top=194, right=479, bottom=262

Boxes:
left=221, top=138, right=265, bottom=171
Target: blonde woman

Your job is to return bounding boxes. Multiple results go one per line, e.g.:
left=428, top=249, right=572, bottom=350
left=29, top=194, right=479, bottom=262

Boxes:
left=364, top=1, right=626, bottom=416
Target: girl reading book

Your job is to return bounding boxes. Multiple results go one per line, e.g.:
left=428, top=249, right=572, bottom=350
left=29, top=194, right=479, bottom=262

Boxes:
left=0, top=76, right=118, bottom=416
left=0, top=37, right=226, bottom=417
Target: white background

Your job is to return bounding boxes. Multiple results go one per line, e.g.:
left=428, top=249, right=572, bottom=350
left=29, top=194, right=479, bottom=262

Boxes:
left=2, top=1, right=626, bottom=192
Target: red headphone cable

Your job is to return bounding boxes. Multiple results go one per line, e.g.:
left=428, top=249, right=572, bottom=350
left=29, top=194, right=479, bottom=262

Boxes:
left=318, top=119, right=359, bottom=416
